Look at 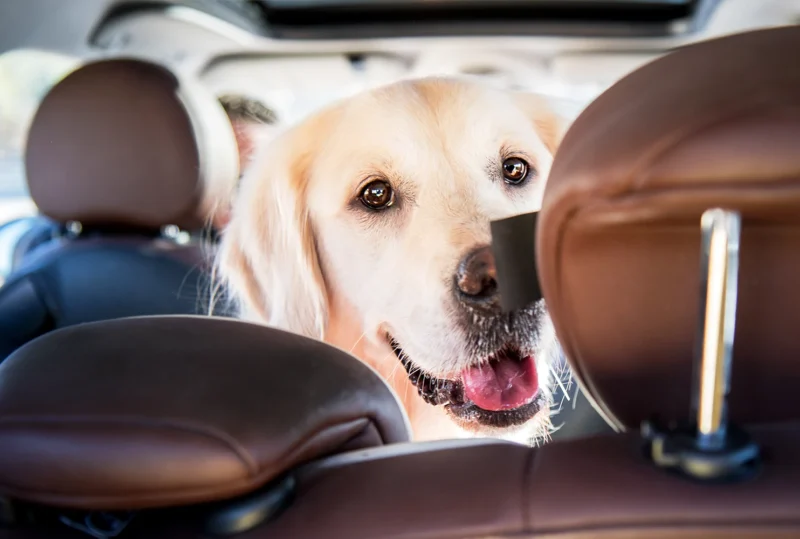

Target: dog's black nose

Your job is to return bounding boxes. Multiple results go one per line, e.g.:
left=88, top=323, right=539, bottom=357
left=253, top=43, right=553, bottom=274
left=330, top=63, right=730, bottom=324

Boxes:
left=455, top=246, right=499, bottom=305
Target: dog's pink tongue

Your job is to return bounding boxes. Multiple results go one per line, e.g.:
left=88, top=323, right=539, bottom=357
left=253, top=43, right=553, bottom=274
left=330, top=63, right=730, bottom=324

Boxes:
left=461, top=354, right=538, bottom=411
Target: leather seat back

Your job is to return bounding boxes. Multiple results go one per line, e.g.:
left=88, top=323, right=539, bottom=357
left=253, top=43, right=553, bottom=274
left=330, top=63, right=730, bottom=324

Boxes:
left=0, top=316, right=410, bottom=536
left=0, top=58, right=239, bottom=359
left=538, top=25, right=800, bottom=431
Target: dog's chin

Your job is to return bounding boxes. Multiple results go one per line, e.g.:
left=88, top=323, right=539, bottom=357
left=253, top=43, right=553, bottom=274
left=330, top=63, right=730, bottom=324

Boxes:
left=387, top=335, right=547, bottom=435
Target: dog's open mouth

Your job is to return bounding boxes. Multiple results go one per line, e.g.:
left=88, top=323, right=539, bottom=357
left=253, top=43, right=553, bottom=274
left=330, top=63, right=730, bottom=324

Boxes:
left=388, top=336, right=544, bottom=429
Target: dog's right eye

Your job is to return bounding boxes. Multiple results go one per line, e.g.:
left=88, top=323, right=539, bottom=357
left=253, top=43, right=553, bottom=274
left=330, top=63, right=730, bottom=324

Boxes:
left=359, top=180, right=395, bottom=210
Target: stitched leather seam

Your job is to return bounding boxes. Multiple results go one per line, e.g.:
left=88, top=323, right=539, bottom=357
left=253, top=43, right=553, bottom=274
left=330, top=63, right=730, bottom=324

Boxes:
left=0, top=415, right=258, bottom=475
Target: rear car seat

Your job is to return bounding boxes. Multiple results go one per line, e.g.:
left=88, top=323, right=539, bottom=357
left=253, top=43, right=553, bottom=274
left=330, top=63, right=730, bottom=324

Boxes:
left=0, top=58, right=239, bottom=359
left=0, top=26, right=798, bottom=538
left=2, top=216, right=60, bottom=274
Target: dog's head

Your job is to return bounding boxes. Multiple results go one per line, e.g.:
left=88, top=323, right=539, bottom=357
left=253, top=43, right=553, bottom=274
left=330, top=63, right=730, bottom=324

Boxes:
left=217, top=77, right=568, bottom=440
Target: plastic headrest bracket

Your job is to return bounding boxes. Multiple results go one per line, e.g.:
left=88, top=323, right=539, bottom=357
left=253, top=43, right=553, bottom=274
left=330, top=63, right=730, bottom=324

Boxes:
left=0, top=473, right=295, bottom=537
left=58, top=511, right=135, bottom=539
left=489, top=211, right=543, bottom=313
left=202, top=474, right=296, bottom=536
left=642, top=208, right=761, bottom=484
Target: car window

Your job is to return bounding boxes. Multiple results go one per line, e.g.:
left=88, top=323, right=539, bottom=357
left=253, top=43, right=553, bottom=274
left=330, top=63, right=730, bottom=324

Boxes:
left=0, top=49, right=80, bottom=280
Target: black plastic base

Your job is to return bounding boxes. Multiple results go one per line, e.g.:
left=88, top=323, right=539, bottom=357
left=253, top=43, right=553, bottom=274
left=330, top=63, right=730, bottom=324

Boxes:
left=642, top=420, right=761, bottom=484
left=203, top=474, right=295, bottom=536
left=58, top=511, right=135, bottom=538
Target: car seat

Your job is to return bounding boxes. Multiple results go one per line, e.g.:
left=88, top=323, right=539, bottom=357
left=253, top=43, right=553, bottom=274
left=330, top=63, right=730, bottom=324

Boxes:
left=0, top=25, right=798, bottom=538
left=0, top=58, right=239, bottom=359
left=0, top=316, right=411, bottom=538
left=0, top=216, right=60, bottom=275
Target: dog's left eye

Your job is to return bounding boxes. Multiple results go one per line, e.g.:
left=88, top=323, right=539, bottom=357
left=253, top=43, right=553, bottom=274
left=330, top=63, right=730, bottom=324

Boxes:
left=359, top=180, right=395, bottom=210
left=502, top=157, right=531, bottom=185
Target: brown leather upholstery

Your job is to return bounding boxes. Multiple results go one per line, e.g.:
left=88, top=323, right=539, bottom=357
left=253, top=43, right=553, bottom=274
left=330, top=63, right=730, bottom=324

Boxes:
left=25, top=58, right=238, bottom=231
left=0, top=316, right=410, bottom=510
left=259, top=426, right=800, bottom=539
left=4, top=428, right=798, bottom=538
left=538, top=26, right=800, bottom=431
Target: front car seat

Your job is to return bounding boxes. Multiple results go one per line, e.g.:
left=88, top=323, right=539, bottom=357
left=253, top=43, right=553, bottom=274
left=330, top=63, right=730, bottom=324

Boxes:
left=0, top=58, right=239, bottom=359
left=0, top=316, right=411, bottom=537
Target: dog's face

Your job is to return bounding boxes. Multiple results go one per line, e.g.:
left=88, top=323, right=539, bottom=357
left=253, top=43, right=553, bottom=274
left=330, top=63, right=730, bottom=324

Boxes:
left=218, top=78, right=567, bottom=441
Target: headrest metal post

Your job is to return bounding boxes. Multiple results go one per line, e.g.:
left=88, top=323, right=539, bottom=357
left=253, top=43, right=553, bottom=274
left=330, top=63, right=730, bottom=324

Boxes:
left=694, top=209, right=740, bottom=450
left=642, top=208, right=760, bottom=483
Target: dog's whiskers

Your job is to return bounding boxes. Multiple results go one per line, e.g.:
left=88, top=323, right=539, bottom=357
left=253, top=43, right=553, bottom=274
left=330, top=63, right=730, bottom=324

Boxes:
left=348, top=331, right=369, bottom=354
left=383, top=351, right=406, bottom=384
left=544, top=360, right=570, bottom=402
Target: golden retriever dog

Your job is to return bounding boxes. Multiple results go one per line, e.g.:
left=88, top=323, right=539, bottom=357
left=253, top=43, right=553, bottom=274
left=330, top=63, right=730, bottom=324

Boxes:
left=215, top=77, right=569, bottom=444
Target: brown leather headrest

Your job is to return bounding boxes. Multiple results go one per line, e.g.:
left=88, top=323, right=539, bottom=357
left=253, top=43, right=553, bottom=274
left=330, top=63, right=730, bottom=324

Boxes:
left=25, top=58, right=238, bottom=231
left=0, top=316, right=410, bottom=510
left=539, top=26, right=800, bottom=432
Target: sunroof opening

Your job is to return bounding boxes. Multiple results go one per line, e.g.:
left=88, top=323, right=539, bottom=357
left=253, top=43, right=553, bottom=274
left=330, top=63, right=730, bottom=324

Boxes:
left=254, top=0, right=716, bottom=40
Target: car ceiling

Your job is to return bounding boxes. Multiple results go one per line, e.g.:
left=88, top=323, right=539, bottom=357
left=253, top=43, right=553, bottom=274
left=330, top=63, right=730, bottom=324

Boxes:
left=3, top=0, right=798, bottom=52
left=1, top=0, right=799, bottom=119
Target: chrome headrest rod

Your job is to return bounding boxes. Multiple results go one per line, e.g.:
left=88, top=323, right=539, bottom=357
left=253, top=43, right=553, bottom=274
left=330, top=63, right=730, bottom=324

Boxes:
left=694, top=209, right=740, bottom=450
left=643, top=208, right=760, bottom=483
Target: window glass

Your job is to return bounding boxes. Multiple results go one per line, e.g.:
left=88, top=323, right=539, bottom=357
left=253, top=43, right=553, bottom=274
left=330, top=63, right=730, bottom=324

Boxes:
left=0, top=49, right=80, bottom=223
left=0, top=49, right=80, bottom=280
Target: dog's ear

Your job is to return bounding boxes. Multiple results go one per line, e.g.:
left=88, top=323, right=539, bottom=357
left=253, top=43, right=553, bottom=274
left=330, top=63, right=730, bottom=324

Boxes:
left=233, top=122, right=282, bottom=178
left=215, top=118, right=330, bottom=340
left=512, top=92, right=576, bottom=156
